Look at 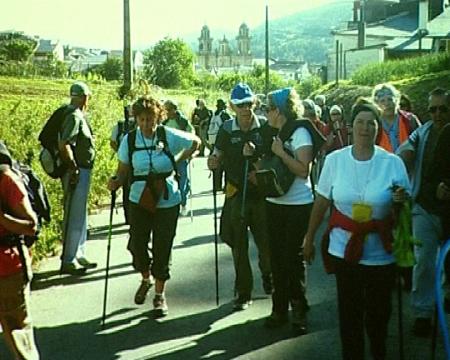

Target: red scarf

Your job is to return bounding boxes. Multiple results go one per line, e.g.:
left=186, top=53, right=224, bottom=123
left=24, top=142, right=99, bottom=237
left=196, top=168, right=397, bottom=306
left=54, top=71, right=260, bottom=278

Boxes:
left=321, top=207, right=394, bottom=274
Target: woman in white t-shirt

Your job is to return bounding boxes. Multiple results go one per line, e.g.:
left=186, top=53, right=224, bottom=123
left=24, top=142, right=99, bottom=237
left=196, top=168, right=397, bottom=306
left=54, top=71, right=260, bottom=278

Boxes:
left=262, top=88, right=317, bottom=334
left=303, top=98, right=410, bottom=360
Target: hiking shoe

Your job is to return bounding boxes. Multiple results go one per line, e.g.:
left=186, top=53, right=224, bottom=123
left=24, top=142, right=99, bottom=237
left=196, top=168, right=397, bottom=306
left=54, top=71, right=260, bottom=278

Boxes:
left=77, top=257, right=98, bottom=269
left=180, top=206, right=189, bottom=217
left=60, top=263, right=87, bottom=276
left=233, top=296, right=252, bottom=311
left=153, top=295, right=168, bottom=318
left=264, top=312, right=288, bottom=329
left=291, top=301, right=308, bottom=335
left=262, top=274, right=273, bottom=295
left=412, top=317, right=432, bottom=338
left=134, top=279, right=153, bottom=305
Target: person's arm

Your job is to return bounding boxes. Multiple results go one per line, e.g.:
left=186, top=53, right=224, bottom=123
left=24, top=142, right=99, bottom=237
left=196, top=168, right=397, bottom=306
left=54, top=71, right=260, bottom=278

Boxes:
left=302, top=195, right=331, bottom=264
left=59, top=114, right=80, bottom=184
left=175, top=135, right=200, bottom=163
left=0, top=174, right=37, bottom=236
left=108, top=161, right=130, bottom=191
left=271, top=128, right=313, bottom=178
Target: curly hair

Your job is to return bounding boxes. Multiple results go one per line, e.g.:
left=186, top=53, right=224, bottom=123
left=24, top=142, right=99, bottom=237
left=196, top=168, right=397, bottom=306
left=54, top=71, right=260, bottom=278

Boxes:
left=267, top=88, right=304, bottom=121
left=132, top=95, right=166, bottom=123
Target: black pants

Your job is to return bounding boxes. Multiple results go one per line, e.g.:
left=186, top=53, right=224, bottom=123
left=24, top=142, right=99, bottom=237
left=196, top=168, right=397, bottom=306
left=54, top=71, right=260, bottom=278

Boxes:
left=220, top=194, right=271, bottom=298
left=266, top=201, right=312, bottom=315
left=128, top=202, right=179, bottom=280
left=334, top=257, right=395, bottom=360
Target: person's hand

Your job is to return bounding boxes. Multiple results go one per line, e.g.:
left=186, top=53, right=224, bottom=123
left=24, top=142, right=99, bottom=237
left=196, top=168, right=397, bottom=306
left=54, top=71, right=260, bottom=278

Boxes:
left=107, top=176, right=121, bottom=191
left=207, top=155, right=219, bottom=170
left=302, top=234, right=315, bottom=265
left=243, top=142, right=256, bottom=157
left=392, top=186, right=408, bottom=203
left=248, top=170, right=257, bottom=186
left=68, top=168, right=80, bottom=187
left=271, top=137, right=285, bottom=157
left=437, top=182, right=450, bottom=201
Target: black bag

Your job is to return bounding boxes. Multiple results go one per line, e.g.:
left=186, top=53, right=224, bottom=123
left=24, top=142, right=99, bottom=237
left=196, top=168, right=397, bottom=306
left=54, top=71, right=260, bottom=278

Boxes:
left=0, top=162, right=51, bottom=247
left=256, top=119, right=326, bottom=198
left=38, top=105, right=72, bottom=179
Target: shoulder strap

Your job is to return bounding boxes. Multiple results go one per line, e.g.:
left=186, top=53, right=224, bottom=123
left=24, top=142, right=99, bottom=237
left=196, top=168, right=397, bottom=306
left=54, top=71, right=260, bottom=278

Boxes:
left=279, top=119, right=326, bottom=158
left=127, top=129, right=137, bottom=177
left=156, top=126, right=179, bottom=182
left=116, top=121, right=124, bottom=144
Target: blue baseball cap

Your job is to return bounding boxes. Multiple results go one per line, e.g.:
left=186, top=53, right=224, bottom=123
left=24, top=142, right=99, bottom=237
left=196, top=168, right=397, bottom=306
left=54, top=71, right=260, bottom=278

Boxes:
left=230, top=83, right=255, bottom=105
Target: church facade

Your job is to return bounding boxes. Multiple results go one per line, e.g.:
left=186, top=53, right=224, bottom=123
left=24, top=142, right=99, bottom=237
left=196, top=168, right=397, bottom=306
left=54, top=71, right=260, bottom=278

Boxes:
left=197, top=23, right=253, bottom=70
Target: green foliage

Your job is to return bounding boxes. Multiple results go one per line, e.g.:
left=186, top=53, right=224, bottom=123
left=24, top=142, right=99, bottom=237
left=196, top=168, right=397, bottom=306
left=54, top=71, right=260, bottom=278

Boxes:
left=0, top=32, right=38, bottom=61
left=295, top=75, right=323, bottom=99
left=143, top=37, right=195, bottom=89
left=351, top=52, right=450, bottom=86
left=0, top=58, right=68, bottom=78
left=91, top=57, right=123, bottom=81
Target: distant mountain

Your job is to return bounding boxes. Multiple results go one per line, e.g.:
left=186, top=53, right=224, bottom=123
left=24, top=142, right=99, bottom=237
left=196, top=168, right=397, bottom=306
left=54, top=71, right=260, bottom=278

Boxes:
left=184, top=2, right=351, bottom=65
left=251, top=2, right=351, bottom=64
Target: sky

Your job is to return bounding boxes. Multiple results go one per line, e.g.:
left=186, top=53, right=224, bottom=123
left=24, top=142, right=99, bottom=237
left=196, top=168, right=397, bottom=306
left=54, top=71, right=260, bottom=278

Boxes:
left=0, top=0, right=337, bottom=50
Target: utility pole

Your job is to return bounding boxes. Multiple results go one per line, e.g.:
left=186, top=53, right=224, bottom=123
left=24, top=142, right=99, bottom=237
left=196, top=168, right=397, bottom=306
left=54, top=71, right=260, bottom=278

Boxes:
left=123, top=0, right=133, bottom=95
left=265, top=4, right=269, bottom=95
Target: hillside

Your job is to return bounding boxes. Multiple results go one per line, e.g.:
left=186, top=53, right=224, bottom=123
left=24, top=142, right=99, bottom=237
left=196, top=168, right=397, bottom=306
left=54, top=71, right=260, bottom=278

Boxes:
left=251, top=2, right=350, bottom=63
left=317, top=70, right=450, bottom=122
left=186, top=2, right=350, bottom=65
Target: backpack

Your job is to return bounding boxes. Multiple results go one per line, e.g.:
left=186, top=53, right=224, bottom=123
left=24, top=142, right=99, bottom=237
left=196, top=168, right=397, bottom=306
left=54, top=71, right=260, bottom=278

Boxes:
left=127, top=125, right=179, bottom=187
left=38, top=105, right=74, bottom=179
left=208, top=110, right=231, bottom=139
left=0, top=162, right=51, bottom=248
left=116, top=118, right=137, bottom=146
left=256, top=119, right=326, bottom=197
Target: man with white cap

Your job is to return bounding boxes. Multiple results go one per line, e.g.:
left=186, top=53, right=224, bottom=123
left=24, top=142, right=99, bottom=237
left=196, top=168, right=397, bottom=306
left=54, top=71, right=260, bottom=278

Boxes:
left=58, top=81, right=97, bottom=275
left=207, top=83, right=272, bottom=311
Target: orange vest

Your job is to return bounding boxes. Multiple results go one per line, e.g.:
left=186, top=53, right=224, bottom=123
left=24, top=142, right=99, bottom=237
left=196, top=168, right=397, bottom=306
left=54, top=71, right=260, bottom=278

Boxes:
left=378, top=112, right=412, bottom=153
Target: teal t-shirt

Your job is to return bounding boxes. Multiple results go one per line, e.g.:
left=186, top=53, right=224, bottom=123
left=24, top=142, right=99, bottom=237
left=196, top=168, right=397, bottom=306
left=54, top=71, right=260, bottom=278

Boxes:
left=118, top=126, right=193, bottom=208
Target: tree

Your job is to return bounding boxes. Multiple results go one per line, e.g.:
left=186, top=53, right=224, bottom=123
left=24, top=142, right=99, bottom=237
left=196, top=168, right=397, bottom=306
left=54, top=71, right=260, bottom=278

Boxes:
left=93, top=57, right=123, bottom=81
left=0, top=33, right=37, bottom=61
left=143, top=38, right=195, bottom=88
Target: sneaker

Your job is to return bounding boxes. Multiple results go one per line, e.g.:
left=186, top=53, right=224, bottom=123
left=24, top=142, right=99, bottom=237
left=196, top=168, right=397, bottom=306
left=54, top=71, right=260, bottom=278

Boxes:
left=264, top=312, right=288, bottom=329
left=153, top=295, right=168, bottom=318
left=60, top=263, right=87, bottom=276
left=180, top=206, right=189, bottom=217
left=412, top=317, right=432, bottom=338
left=262, top=274, right=273, bottom=295
left=291, top=301, right=308, bottom=335
left=134, top=279, right=153, bottom=305
left=77, top=257, right=98, bottom=269
left=233, top=296, right=252, bottom=311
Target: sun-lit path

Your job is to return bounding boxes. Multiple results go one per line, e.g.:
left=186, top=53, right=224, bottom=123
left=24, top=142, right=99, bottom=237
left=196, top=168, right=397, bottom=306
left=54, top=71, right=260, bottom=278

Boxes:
left=0, top=157, right=446, bottom=360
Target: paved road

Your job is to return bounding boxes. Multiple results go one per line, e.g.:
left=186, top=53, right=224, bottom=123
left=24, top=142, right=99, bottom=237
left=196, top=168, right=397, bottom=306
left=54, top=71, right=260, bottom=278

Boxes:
left=0, top=158, right=447, bottom=359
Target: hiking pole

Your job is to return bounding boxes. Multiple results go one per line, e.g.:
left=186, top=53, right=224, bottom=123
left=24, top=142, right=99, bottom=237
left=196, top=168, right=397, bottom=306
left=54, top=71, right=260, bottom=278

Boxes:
left=212, top=169, right=219, bottom=306
left=241, top=158, right=250, bottom=221
left=101, top=188, right=117, bottom=328
left=397, top=269, right=404, bottom=360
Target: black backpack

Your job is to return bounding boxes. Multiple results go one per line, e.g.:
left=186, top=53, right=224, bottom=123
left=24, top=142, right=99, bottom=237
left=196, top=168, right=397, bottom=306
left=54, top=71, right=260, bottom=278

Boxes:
left=256, top=119, right=326, bottom=197
left=0, top=162, right=51, bottom=248
left=38, top=105, right=73, bottom=179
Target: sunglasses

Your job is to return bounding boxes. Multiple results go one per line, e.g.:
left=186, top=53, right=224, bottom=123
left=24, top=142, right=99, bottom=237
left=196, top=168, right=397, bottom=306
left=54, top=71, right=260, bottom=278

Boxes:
left=236, top=102, right=253, bottom=109
left=429, top=105, right=449, bottom=113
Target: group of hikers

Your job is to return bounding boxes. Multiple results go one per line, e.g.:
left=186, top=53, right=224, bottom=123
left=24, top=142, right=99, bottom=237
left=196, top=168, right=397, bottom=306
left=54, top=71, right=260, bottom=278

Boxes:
left=0, top=78, right=449, bottom=360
